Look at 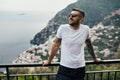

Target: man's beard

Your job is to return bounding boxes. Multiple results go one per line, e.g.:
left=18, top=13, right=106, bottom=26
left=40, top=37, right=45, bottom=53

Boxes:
left=69, top=19, right=80, bottom=26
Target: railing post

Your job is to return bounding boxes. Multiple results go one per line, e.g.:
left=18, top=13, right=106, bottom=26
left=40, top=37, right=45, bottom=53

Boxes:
left=39, top=75, right=42, bottom=80
left=48, top=75, right=50, bottom=80
left=108, top=72, right=110, bottom=80
left=93, top=73, right=95, bottom=80
left=86, top=73, right=88, bottom=80
left=100, top=72, right=103, bottom=80
left=6, top=67, right=10, bottom=80
left=114, top=72, right=117, bottom=80
left=25, top=76, right=26, bottom=80
left=16, top=76, right=18, bottom=80
left=32, top=75, right=34, bottom=80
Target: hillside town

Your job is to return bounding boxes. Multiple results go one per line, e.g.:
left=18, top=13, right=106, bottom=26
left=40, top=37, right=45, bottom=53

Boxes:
left=13, top=23, right=120, bottom=64
left=13, top=35, right=59, bottom=64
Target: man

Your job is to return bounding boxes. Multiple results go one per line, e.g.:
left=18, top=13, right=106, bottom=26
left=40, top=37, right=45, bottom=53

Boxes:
left=43, top=8, right=102, bottom=80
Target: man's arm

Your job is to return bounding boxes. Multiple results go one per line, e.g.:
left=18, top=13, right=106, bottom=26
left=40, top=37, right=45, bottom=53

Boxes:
left=85, top=38, right=96, bottom=59
left=43, top=37, right=61, bottom=65
left=85, top=38, right=102, bottom=62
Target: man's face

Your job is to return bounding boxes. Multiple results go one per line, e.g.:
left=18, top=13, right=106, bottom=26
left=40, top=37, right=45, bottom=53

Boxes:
left=68, top=11, right=83, bottom=26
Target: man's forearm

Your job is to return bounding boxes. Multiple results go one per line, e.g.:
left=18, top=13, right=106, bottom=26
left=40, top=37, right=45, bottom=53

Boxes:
left=86, top=39, right=96, bottom=59
left=86, top=43, right=96, bottom=59
left=47, top=45, right=60, bottom=63
left=47, top=37, right=61, bottom=63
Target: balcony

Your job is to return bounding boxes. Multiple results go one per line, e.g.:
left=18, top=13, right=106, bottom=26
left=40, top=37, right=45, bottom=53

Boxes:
left=0, top=59, right=120, bottom=80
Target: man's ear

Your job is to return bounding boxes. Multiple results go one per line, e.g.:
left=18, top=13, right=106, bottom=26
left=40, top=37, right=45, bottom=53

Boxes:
left=80, top=17, right=84, bottom=23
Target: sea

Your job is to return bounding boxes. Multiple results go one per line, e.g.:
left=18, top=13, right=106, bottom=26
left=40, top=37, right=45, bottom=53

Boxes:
left=0, top=11, right=52, bottom=64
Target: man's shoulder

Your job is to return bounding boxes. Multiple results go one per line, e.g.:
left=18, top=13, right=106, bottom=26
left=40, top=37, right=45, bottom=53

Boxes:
left=81, top=24, right=90, bottom=30
left=59, top=24, right=69, bottom=29
left=60, top=24, right=69, bottom=27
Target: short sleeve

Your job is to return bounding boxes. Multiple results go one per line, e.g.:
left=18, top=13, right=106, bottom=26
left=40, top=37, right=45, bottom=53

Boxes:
left=56, top=25, right=63, bottom=39
left=86, top=25, right=91, bottom=39
left=88, top=28, right=91, bottom=38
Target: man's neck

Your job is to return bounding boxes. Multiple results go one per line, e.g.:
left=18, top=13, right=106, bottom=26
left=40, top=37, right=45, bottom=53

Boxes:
left=70, top=24, right=80, bottom=30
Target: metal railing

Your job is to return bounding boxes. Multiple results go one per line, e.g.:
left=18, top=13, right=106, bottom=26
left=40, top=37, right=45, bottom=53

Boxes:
left=0, top=59, right=120, bottom=80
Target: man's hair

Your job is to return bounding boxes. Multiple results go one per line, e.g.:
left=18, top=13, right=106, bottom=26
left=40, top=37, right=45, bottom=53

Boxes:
left=72, top=8, right=85, bottom=18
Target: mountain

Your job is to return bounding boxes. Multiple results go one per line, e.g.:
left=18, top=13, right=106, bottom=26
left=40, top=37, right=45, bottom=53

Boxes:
left=95, top=9, right=120, bottom=52
left=14, top=1, right=120, bottom=63
left=102, top=9, right=120, bottom=26
left=30, top=0, right=120, bottom=47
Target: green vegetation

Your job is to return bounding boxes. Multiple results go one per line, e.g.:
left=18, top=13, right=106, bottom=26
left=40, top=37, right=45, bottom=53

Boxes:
left=0, top=63, right=120, bottom=80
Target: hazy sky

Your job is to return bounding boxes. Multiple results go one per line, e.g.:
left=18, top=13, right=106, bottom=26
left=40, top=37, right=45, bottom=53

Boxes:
left=0, top=0, right=77, bottom=43
left=0, top=0, right=77, bottom=20
left=0, top=0, right=77, bottom=13
left=0, top=0, right=77, bottom=23
left=0, top=0, right=77, bottom=64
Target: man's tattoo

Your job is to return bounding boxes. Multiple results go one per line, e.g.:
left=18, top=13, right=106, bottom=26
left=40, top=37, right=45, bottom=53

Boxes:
left=53, top=37, right=61, bottom=44
left=86, top=39, right=96, bottom=59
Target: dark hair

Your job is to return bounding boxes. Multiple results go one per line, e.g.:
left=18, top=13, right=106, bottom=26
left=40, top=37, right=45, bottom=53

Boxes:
left=72, top=8, right=85, bottom=18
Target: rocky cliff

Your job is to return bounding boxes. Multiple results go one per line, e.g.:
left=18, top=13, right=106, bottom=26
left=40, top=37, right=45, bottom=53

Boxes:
left=30, top=0, right=120, bottom=48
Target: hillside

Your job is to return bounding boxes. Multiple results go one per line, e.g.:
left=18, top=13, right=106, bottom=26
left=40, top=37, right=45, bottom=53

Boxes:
left=30, top=0, right=120, bottom=46
left=12, top=1, right=120, bottom=64
left=13, top=11, right=120, bottom=63
left=93, top=9, right=120, bottom=49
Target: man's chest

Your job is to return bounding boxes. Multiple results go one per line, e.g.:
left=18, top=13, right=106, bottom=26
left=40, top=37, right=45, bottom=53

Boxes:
left=61, top=30, right=88, bottom=45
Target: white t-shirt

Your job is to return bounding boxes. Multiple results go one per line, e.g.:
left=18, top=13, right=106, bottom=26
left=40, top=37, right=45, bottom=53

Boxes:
left=56, top=24, right=90, bottom=68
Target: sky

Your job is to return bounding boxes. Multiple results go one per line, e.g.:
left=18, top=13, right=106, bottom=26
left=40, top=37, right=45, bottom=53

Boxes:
left=0, top=0, right=77, bottom=22
left=0, top=0, right=77, bottom=43
left=0, top=0, right=77, bottom=14
left=0, top=0, right=77, bottom=64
